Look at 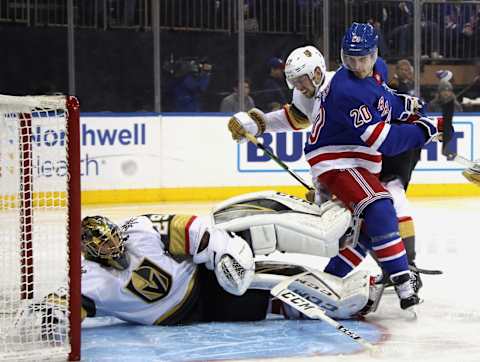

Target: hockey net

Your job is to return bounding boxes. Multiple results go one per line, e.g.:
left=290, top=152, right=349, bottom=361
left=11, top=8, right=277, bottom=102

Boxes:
left=0, top=95, right=81, bottom=361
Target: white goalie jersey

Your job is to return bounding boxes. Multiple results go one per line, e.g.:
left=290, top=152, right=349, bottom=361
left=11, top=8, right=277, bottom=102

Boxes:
left=81, top=215, right=205, bottom=325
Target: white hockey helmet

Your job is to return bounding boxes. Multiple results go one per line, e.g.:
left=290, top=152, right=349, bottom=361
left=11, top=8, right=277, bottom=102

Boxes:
left=284, top=45, right=327, bottom=91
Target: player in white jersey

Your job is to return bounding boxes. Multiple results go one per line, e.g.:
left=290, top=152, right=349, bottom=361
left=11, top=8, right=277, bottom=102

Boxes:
left=16, top=191, right=384, bottom=338
left=80, top=213, right=258, bottom=325
left=228, top=45, right=334, bottom=142
left=77, top=191, right=358, bottom=325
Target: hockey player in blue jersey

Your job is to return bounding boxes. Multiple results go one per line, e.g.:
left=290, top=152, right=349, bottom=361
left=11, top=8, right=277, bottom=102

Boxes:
left=228, top=23, right=443, bottom=313
left=309, top=22, right=437, bottom=312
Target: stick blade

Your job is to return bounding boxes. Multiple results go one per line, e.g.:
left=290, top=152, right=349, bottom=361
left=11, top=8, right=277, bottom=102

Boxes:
left=463, top=168, right=480, bottom=187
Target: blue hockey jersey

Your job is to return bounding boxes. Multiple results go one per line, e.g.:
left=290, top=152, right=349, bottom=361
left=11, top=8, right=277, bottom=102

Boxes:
left=304, top=58, right=428, bottom=178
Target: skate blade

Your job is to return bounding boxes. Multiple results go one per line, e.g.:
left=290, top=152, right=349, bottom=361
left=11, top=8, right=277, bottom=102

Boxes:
left=402, top=298, right=424, bottom=320
left=402, top=306, right=417, bottom=320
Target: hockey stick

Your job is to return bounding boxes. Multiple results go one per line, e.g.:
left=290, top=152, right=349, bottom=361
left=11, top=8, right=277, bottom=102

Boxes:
left=409, top=264, right=442, bottom=275
left=455, top=76, right=479, bottom=100
left=269, top=271, right=376, bottom=351
left=441, top=99, right=480, bottom=180
left=243, top=131, right=314, bottom=191
left=251, top=269, right=375, bottom=351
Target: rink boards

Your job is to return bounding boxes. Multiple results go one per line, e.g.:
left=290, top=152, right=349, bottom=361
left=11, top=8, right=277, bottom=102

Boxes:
left=32, top=113, right=480, bottom=203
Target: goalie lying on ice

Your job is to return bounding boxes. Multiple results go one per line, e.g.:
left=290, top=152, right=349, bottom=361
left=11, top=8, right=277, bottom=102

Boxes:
left=18, top=191, right=383, bottom=333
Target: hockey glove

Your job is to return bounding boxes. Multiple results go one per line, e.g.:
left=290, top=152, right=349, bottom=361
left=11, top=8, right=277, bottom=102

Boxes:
left=193, top=228, right=254, bottom=295
left=15, top=292, right=68, bottom=342
left=228, top=108, right=267, bottom=142
left=414, top=116, right=443, bottom=144
left=397, top=94, right=426, bottom=122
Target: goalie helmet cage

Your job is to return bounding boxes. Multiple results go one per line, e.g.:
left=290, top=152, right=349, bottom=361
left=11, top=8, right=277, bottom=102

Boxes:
left=0, top=95, right=81, bottom=361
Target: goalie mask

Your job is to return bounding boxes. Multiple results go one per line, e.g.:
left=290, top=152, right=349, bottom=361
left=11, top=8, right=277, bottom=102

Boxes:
left=81, top=216, right=130, bottom=270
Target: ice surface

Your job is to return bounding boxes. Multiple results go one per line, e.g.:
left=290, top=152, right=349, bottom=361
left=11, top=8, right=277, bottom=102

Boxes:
left=81, top=197, right=480, bottom=362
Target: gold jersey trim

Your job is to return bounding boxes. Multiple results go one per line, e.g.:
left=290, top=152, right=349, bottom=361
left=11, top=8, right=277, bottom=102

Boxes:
left=154, top=270, right=198, bottom=325
left=399, top=218, right=415, bottom=239
left=283, top=104, right=310, bottom=130
left=168, top=215, right=197, bottom=257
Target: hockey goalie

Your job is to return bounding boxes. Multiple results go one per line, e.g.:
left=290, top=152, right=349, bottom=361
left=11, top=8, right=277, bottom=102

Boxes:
left=16, top=191, right=383, bottom=340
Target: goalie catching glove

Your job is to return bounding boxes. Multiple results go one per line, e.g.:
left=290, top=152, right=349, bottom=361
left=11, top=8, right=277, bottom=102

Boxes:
left=14, top=292, right=69, bottom=343
left=193, top=227, right=255, bottom=296
left=228, top=108, right=267, bottom=142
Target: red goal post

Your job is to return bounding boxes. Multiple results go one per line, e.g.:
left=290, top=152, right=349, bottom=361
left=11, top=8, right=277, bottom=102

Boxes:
left=0, top=95, right=81, bottom=361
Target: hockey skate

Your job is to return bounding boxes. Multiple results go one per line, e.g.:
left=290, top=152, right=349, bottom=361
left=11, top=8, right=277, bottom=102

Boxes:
left=391, top=273, right=421, bottom=317
left=407, top=263, right=423, bottom=293
left=376, top=263, right=433, bottom=293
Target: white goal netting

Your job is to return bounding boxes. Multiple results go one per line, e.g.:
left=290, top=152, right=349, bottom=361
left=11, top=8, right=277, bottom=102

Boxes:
left=0, top=95, right=80, bottom=361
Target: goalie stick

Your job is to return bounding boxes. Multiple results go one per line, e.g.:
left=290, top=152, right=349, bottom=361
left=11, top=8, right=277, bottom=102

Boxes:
left=244, top=132, right=314, bottom=191
left=252, top=269, right=376, bottom=351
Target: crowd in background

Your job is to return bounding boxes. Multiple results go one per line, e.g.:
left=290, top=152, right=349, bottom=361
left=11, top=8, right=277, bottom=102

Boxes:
left=1, top=0, right=479, bottom=112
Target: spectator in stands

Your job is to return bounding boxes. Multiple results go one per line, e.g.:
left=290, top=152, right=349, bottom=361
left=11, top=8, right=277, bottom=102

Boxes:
left=93, top=0, right=136, bottom=28
left=443, top=3, right=478, bottom=58
left=173, top=60, right=212, bottom=112
left=242, top=0, right=259, bottom=32
left=260, top=57, right=289, bottom=111
left=120, top=0, right=137, bottom=27
left=388, top=59, right=415, bottom=96
left=427, top=81, right=463, bottom=113
left=459, top=60, right=480, bottom=106
left=435, top=69, right=454, bottom=85
left=219, top=79, right=255, bottom=113
left=469, top=60, right=480, bottom=97
left=386, top=2, right=442, bottom=58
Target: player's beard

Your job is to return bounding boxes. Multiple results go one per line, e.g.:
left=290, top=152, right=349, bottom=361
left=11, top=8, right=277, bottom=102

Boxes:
left=303, top=90, right=315, bottom=98
left=353, top=69, right=372, bottom=79
left=301, top=85, right=316, bottom=98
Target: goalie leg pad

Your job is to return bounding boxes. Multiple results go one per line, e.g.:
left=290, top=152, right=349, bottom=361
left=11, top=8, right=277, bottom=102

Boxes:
left=277, top=270, right=372, bottom=319
left=220, top=211, right=350, bottom=257
left=213, top=191, right=325, bottom=217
